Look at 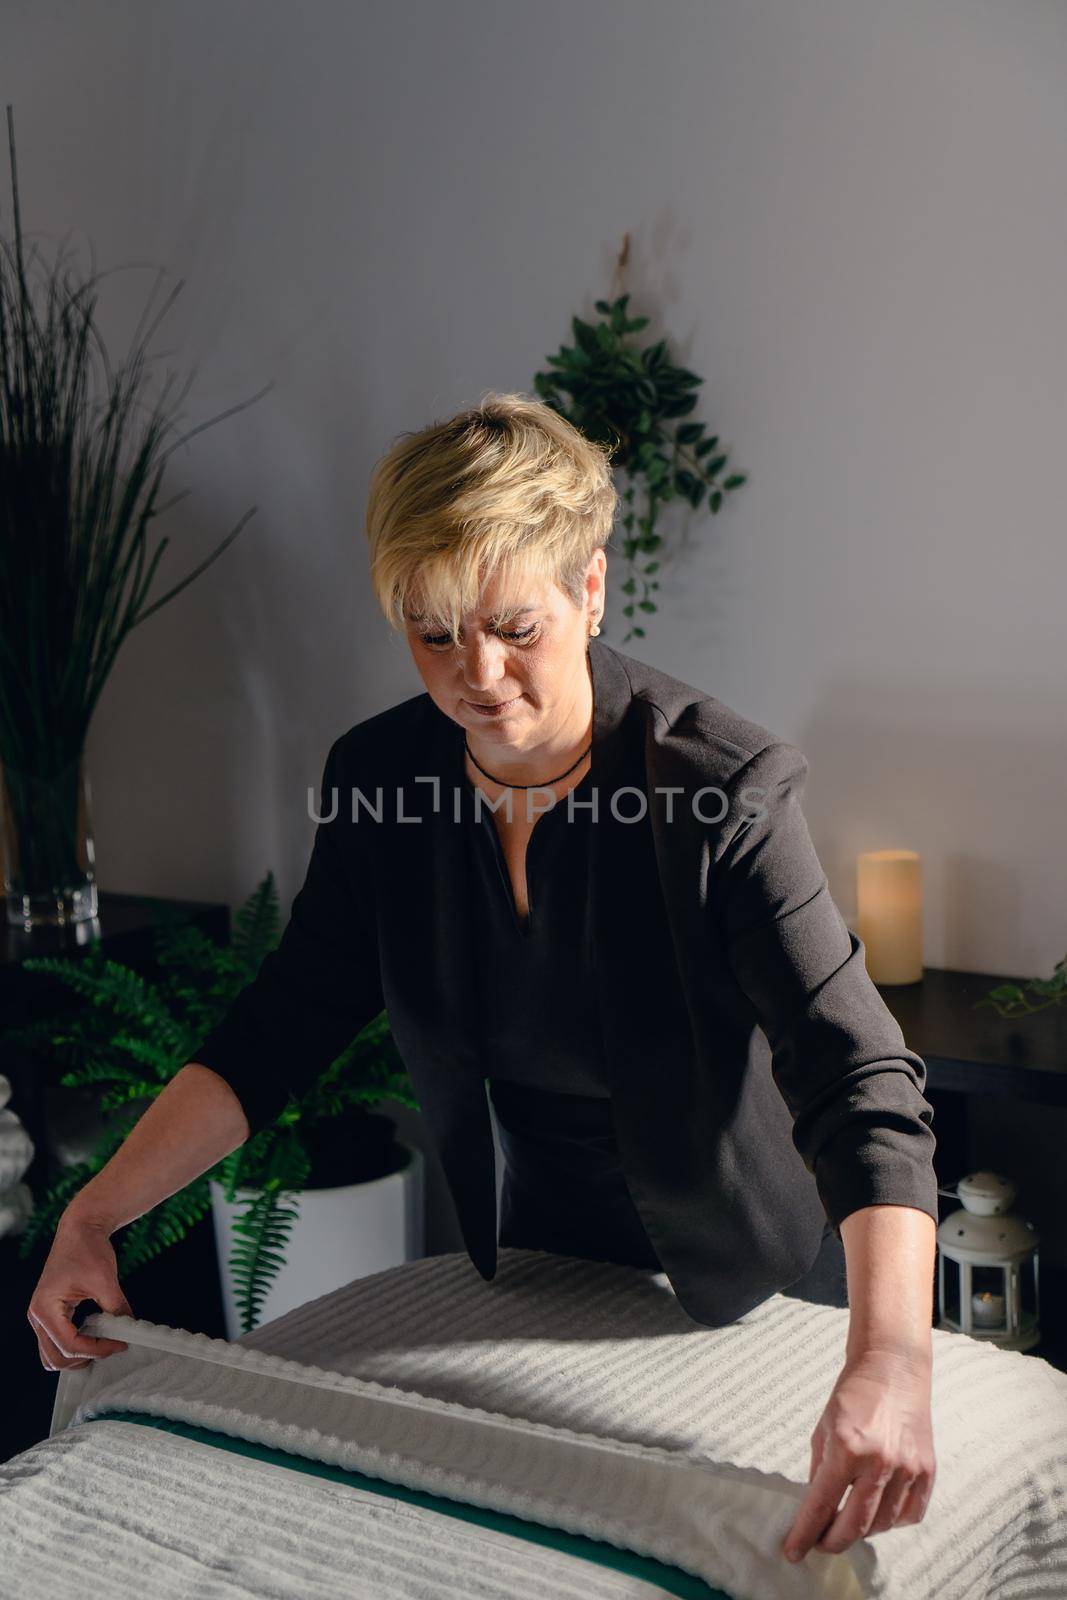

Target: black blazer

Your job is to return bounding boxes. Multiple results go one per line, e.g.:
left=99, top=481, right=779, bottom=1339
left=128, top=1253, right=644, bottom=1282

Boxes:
left=193, top=637, right=938, bottom=1327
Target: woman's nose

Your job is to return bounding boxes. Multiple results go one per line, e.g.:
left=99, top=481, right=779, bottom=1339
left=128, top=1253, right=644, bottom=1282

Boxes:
left=462, top=635, right=508, bottom=687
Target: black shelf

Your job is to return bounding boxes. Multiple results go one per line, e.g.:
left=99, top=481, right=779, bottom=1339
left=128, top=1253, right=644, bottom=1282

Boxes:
left=878, top=965, right=1066, bottom=1375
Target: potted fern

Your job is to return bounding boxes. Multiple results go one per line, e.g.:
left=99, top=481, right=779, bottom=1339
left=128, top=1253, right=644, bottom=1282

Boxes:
left=6, top=874, right=424, bottom=1334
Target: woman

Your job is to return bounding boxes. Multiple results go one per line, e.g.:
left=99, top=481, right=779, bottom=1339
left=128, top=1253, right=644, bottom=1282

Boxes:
left=29, top=393, right=938, bottom=1562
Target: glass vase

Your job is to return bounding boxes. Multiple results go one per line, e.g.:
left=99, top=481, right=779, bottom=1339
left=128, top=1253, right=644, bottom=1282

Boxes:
left=1, top=753, right=99, bottom=929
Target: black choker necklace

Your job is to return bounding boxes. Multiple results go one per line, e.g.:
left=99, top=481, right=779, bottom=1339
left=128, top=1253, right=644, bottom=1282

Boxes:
left=464, top=737, right=592, bottom=790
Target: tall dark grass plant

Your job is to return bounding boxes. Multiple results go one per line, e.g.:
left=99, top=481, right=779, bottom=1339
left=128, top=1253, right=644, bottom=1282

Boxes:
left=0, top=105, right=270, bottom=924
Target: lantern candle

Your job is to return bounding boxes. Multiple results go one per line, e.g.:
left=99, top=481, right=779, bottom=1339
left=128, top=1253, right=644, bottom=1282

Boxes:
left=972, top=1291, right=1006, bottom=1329
left=857, top=849, right=923, bottom=985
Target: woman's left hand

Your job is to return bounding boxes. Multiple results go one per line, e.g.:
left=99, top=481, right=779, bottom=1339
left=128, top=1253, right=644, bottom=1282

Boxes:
left=781, top=1346, right=936, bottom=1564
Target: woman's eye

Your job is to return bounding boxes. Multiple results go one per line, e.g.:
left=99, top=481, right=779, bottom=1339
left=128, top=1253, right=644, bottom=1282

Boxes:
left=418, top=624, right=537, bottom=648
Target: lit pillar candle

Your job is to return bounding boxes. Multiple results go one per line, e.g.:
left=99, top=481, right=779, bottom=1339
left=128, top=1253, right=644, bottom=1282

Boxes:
left=972, top=1291, right=1005, bottom=1329
left=856, top=849, right=923, bottom=985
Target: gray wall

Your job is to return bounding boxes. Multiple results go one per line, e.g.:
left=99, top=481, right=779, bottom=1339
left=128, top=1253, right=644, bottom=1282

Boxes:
left=5, top=1, right=1065, bottom=1259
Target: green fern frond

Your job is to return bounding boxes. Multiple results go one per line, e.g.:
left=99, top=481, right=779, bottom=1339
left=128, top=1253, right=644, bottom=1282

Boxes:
left=208, top=1118, right=285, bottom=1202
left=154, top=924, right=227, bottom=972
left=108, top=1029, right=188, bottom=1081
left=228, top=1133, right=311, bottom=1332
left=21, top=953, right=187, bottom=1054
left=230, top=872, right=281, bottom=977
left=56, top=1055, right=147, bottom=1090
left=162, top=945, right=248, bottom=1000
left=97, top=1084, right=159, bottom=1113
left=214, top=1143, right=248, bottom=1199
left=0, top=1016, right=78, bottom=1051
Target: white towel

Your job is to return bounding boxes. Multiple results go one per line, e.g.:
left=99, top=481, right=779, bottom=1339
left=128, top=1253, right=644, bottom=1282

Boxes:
left=1, top=1420, right=677, bottom=1599
left=46, top=1248, right=1067, bottom=1599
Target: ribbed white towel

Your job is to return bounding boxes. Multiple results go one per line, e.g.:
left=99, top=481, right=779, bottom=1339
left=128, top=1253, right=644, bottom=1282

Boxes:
left=46, top=1249, right=1067, bottom=1600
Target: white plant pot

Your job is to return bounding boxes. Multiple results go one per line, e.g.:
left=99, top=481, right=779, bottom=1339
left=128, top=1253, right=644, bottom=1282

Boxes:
left=209, top=1139, right=424, bottom=1339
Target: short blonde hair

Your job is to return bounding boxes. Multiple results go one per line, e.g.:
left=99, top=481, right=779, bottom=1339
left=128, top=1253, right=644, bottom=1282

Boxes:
left=365, top=390, right=618, bottom=637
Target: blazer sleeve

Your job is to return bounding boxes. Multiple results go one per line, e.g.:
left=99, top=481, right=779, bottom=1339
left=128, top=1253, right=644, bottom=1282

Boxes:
left=709, top=739, right=938, bottom=1239
left=189, top=734, right=385, bottom=1139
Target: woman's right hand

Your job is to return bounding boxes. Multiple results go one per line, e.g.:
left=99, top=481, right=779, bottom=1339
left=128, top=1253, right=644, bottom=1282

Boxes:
left=27, top=1213, right=135, bottom=1372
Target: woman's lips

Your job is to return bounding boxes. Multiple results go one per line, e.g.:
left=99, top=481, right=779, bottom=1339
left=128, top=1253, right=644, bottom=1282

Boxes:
left=465, top=695, right=522, bottom=718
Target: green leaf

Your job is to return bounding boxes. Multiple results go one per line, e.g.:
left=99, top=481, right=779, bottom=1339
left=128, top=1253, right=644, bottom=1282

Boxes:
left=571, top=316, right=600, bottom=354
left=988, top=983, right=1027, bottom=1004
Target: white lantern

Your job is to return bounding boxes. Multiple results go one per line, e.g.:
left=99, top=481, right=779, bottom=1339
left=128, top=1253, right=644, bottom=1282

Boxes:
left=937, top=1171, right=1040, bottom=1352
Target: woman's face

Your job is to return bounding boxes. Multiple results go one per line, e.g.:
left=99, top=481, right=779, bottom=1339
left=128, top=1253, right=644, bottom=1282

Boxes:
left=404, top=552, right=605, bottom=754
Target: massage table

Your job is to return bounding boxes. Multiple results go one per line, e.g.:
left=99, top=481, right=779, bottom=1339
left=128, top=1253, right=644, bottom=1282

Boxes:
left=1, top=1248, right=1065, bottom=1599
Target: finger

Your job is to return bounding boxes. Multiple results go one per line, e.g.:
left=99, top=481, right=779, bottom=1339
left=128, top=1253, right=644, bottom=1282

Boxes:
left=29, top=1316, right=91, bottom=1373
left=782, top=1457, right=852, bottom=1561
left=867, top=1468, right=916, bottom=1535
left=29, top=1305, right=129, bottom=1362
left=95, top=1293, right=135, bottom=1326
left=896, top=1474, right=932, bottom=1526
left=60, top=1299, right=131, bottom=1356
left=814, top=1467, right=894, bottom=1555
left=36, top=1336, right=66, bottom=1372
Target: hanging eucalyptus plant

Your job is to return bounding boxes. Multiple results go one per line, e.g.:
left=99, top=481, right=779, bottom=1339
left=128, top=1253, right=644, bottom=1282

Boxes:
left=533, top=282, right=747, bottom=643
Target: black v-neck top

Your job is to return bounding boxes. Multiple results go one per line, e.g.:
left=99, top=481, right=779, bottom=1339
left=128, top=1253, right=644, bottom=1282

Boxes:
left=458, top=750, right=663, bottom=1271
